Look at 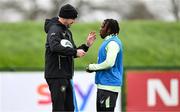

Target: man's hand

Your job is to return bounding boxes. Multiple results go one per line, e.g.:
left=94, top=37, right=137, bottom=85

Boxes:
left=86, top=32, right=96, bottom=47
left=76, top=49, right=86, bottom=58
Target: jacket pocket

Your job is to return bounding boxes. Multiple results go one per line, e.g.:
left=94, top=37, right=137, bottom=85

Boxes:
left=58, top=55, right=61, bottom=69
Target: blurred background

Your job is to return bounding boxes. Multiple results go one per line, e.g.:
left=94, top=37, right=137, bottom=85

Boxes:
left=0, top=0, right=180, bottom=22
left=0, top=0, right=180, bottom=69
left=0, top=0, right=180, bottom=112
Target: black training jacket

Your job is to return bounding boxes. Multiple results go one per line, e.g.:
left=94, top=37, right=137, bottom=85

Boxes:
left=44, top=17, right=88, bottom=79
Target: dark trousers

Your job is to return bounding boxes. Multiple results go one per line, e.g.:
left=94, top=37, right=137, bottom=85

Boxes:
left=96, top=89, right=118, bottom=112
left=46, top=78, right=74, bottom=112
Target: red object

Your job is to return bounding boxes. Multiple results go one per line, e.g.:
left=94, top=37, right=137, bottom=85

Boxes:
left=126, top=70, right=180, bottom=112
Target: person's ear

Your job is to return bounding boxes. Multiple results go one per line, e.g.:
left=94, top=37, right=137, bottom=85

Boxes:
left=107, top=28, right=111, bottom=34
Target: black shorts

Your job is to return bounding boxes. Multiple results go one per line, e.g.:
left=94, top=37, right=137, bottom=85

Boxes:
left=46, top=78, right=74, bottom=112
left=96, top=89, right=118, bottom=112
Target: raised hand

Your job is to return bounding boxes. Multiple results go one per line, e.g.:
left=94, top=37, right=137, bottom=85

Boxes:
left=86, top=32, right=96, bottom=47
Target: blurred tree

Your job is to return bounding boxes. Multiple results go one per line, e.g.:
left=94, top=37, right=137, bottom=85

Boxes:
left=49, top=0, right=68, bottom=17
left=0, top=0, right=69, bottom=21
left=73, top=0, right=155, bottom=21
left=171, top=0, right=180, bottom=21
left=0, top=0, right=43, bottom=20
left=0, top=1, right=24, bottom=14
left=26, top=0, right=42, bottom=20
left=74, top=0, right=85, bottom=19
left=124, top=2, right=155, bottom=20
left=0, top=0, right=178, bottom=22
left=73, top=0, right=132, bottom=21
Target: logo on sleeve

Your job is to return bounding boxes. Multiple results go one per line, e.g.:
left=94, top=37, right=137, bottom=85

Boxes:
left=60, top=39, right=73, bottom=48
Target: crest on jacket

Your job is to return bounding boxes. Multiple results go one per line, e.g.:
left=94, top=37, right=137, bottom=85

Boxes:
left=60, top=39, right=73, bottom=48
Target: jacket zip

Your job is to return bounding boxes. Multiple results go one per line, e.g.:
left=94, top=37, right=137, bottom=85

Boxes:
left=58, top=55, right=61, bottom=69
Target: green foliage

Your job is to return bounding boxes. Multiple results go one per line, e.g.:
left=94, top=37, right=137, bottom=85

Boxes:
left=0, top=22, right=45, bottom=69
left=0, top=21, right=180, bottom=70
left=120, top=21, right=180, bottom=67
